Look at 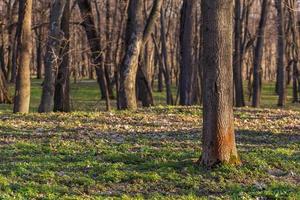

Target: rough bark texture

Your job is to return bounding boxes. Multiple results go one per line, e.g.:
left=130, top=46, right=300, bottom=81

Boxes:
left=179, top=0, right=195, bottom=106
left=38, top=0, right=66, bottom=113
left=252, top=0, right=269, bottom=108
left=13, top=0, right=33, bottom=113
left=200, top=0, right=240, bottom=167
left=54, top=0, right=70, bottom=112
left=77, top=0, right=111, bottom=111
left=275, top=0, right=286, bottom=107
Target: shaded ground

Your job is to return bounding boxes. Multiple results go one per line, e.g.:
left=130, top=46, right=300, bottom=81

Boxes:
left=0, top=107, right=299, bottom=199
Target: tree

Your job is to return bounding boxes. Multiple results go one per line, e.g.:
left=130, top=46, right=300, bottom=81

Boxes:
left=275, top=0, right=286, bottom=107
left=118, top=0, right=162, bottom=110
left=13, top=0, right=33, bottom=113
left=54, top=0, right=71, bottom=112
left=200, top=0, right=240, bottom=166
left=160, top=7, right=173, bottom=105
left=77, top=0, right=111, bottom=111
left=38, top=0, right=67, bottom=113
left=233, top=0, right=245, bottom=107
left=0, top=70, right=10, bottom=104
left=179, top=0, right=196, bottom=106
left=252, top=0, right=269, bottom=108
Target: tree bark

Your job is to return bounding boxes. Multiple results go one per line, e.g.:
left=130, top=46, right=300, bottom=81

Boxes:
left=0, top=70, right=11, bottom=104
left=13, top=0, right=33, bottom=113
left=160, top=7, right=173, bottom=105
left=200, top=0, right=240, bottom=167
left=233, top=0, right=245, bottom=107
left=38, top=0, right=67, bottom=113
left=252, top=0, right=269, bottom=108
left=54, top=0, right=71, bottom=112
left=77, top=0, right=111, bottom=111
left=275, top=0, right=286, bottom=107
left=118, top=0, right=162, bottom=110
left=179, top=0, right=196, bottom=106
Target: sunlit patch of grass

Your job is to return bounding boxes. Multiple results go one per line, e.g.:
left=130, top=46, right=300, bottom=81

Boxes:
left=1, top=79, right=299, bottom=112
left=0, top=107, right=299, bottom=198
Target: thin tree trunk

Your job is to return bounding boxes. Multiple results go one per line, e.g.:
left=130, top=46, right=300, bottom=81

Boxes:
left=179, top=0, right=195, bottom=106
left=35, top=27, right=43, bottom=79
left=233, top=0, right=245, bottom=107
left=275, top=0, right=286, bottom=107
left=13, top=0, right=33, bottom=113
left=252, top=0, right=269, bottom=108
left=160, top=7, right=173, bottom=105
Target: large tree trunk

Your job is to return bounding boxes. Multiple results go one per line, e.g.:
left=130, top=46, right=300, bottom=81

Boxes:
left=13, top=0, right=33, bottom=113
left=54, top=0, right=70, bottom=112
left=233, top=0, right=245, bottom=107
left=200, top=0, right=240, bottom=167
left=38, top=0, right=66, bottom=113
left=179, top=0, right=195, bottom=106
left=275, top=0, right=286, bottom=107
left=118, top=0, right=162, bottom=110
left=252, top=0, right=269, bottom=108
left=77, top=0, right=111, bottom=111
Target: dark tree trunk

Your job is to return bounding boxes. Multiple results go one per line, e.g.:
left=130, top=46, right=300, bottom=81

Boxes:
left=13, top=0, right=33, bottom=113
left=137, top=44, right=154, bottom=107
left=38, top=0, right=67, bottom=113
left=179, top=0, right=195, bottom=106
left=233, top=0, right=245, bottom=107
left=35, top=27, right=43, bottom=79
left=105, top=0, right=115, bottom=99
left=160, top=8, right=173, bottom=105
left=200, top=0, right=240, bottom=167
left=77, top=0, right=111, bottom=111
left=275, top=0, right=286, bottom=107
left=54, top=0, right=71, bottom=112
left=252, top=0, right=269, bottom=108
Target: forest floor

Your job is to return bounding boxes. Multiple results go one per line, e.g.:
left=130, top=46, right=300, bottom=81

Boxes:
left=0, top=80, right=299, bottom=199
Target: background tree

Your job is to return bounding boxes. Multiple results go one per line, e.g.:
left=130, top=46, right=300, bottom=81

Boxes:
left=233, top=0, right=245, bottom=107
left=252, top=0, right=269, bottom=108
left=38, top=0, right=67, bottom=113
left=77, top=0, right=111, bottom=111
left=54, top=0, right=71, bottom=112
left=118, top=0, right=162, bottom=110
left=179, top=0, right=196, bottom=106
left=13, top=0, right=33, bottom=113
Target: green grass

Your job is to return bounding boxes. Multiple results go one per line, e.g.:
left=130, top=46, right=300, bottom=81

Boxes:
left=1, top=79, right=300, bottom=112
left=0, top=80, right=299, bottom=199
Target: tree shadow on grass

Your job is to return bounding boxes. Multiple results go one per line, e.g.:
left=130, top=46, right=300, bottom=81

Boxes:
left=0, top=124, right=299, bottom=198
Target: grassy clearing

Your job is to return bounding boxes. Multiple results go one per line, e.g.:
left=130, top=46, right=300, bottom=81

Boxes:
left=1, top=79, right=300, bottom=112
left=0, top=80, right=299, bottom=199
left=0, top=107, right=299, bottom=199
